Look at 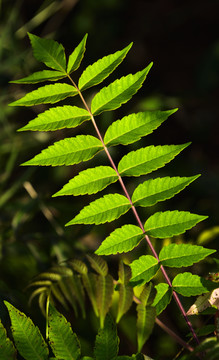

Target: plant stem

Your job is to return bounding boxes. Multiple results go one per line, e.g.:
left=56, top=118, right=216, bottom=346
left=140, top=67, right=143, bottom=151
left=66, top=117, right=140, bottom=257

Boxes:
left=68, top=76, right=200, bottom=345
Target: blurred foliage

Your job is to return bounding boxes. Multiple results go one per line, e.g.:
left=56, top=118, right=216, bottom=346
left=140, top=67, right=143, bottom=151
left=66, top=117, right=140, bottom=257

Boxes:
left=0, top=0, right=218, bottom=359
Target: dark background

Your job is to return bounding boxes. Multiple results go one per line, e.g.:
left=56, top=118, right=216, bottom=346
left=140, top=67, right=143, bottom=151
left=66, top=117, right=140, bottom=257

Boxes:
left=0, top=0, right=219, bottom=358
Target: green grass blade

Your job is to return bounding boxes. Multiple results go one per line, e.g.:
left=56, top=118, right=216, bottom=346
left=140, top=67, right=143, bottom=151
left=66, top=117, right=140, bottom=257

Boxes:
left=132, top=175, right=200, bottom=207
left=11, top=70, right=66, bottom=84
left=22, top=135, right=102, bottom=166
left=137, top=305, right=156, bottom=352
left=67, top=34, right=88, bottom=73
left=66, top=193, right=131, bottom=226
left=95, top=224, right=144, bottom=255
left=53, top=166, right=118, bottom=197
left=4, top=301, right=49, bottom=360
left=152, top=283, right=172, bottom=315
left=130, top=255, right=160, bottom=287
left=172, top=272, right=217, bottom=296
left=0, top=319, right=17, bottom=359
left=118, top=143, right=190, bottom=177
left=18, top=106, right=90, bottom=132
left=48, top=304, right=81, bottom=360
left=9, top=83, right=77, bottom=107
left=94, top=314, right=119, bottom=359
left=159, top=243, right=216, bottom=267
left=144, top=210, right=208, bottom=238
left=104, top=109, right=177, bottom=146
left=91, top=64, right=152, bottom=115
left=78, top=43, right=132, bottom=91
left=28, top=32, right=66, bottom=72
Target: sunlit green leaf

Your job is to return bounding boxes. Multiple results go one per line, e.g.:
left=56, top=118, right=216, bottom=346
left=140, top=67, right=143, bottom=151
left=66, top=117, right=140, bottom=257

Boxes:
left=28, top=32, right=66, bottom=72
left=132, top=175, right=200, bottom=207
left=91, top=64, right=152, bottom=115
left=118, top=143, right=190, bottom=177
left=18, top=106, right=90, bottom=132
left=96, top=224, right=144, bottom=255
left=159, top=243, right=216, bottom=267
left=130, top=255, right=160, bottom=287
left=152, top=283, right=172, bottom=315
left=10, top=83, right=77, bottom=107
left=53, top=166, right=118, bottom=197
left=66, top=193, right=131, bottom=226
left=144, top=210, right=208, bottom=238
left=79, top=43, right=132, bottom=91
left=0, top=319, right=16, bottom=359
left=172, top=272, right=216, bottom=296
left=11, top=70, right=66, bottom=84
left=22, top=135, right=102, bottom=166
left=104, top=109, right=177, bottom=146
left=67, top=34, right=88, bottom=73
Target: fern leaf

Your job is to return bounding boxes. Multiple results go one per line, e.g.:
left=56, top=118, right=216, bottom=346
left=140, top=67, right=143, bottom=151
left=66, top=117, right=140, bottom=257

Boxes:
left=96, top=275, right=114, bottom=328
left=66, top=193, right=131, bottom=226
left=116, top=283, right=133, bottom=323
left=18, top=106, right=90, bottom=132
left=94, top=314, right=119, bottom=360
left=91, top=64, right=152, bottom=116
left=118, top=143, right=190, bottom=177
left=172, top=272, right=217, bottom=296
left=67, top=34, right=88, bottom=73
left=48, top=304, right=81, bottom=360
left=78, top=43, right=132, bottom=91
left=159, top=243, right=216, bottom=267
left=136, top=304, right=156, bottom=352
left=104, top=109, right=177, bottom=146
left=4, top=301, right=49, bottom=360
left=22, top=135, right=102, bottom=166
left=87, top=254, right=108, bottom=276
left=9, top=83, right=77, bottom=107
left=144, top=210, right=208, bottom=238
left=96, top=224, right=144, bottom=255
left=152, top=283, right=172, bottom=315
left=28, top=32, right=66, bottom=72
left=11, top=70, right=66, bottom=84
left=53, top=166, right=118, bottom=197
left=132, top=175, right=200, bottom=207
left=130, top=255, right=160, bottom=287
left=0, top=319, right=17, bottom=359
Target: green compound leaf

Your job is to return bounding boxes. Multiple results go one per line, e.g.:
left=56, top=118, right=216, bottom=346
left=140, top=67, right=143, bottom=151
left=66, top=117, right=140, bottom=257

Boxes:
left=144, top=210, right=208, bottom=239
left=67, top=34, right=88, bottom=73
left=11, top=70, right=66, bottom=84
left=22, top=135, right=102, bottom=166
left=28, top=32, right=66, bottom=72
left=159, top=243, right=216, bottom=267
left=96, top=275, right=114, bottom=329
left=9, top=83, right=77, bottom=107
left=87, top=254, right=108, bottom=276
left=118, top=143, right=190, bottom=177
left=0, top=319, right=16, bottom=359
left=78, top=43, right=132, bottom=91
left=104, top=109, right=177, bottom=147
left=4, top=301, right=49, bottom=360
left=172, top=272, right=217, bottom=296
left=18, top=106, right=90, bottom=132
left=137, top=304, right=156, bottom=352
left=96, top=224, right=144, bottom=255
left=94, top=314, right=119, bottom=359
left=53, top=166, right=118, bottom=197
left=48, top=304, right=81, bottom=360
left=66, top=193, right=131, bottom=226
left=152, top=283, right=172, bottom=315
left=132, top=175, right=200, bottom=207
left=130, top=255, right=160, bottom=287
left=91, top=64, right=152, bottom=116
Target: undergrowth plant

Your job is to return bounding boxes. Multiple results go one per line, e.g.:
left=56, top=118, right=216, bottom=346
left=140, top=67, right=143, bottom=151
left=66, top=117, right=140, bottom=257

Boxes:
left=2, top=33, right=219, bottom=359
